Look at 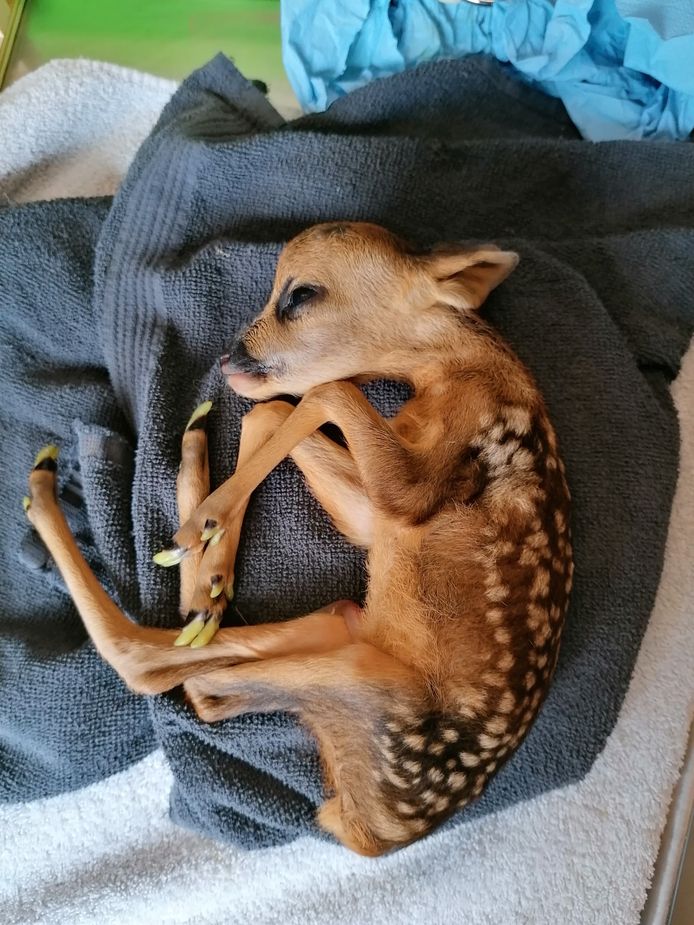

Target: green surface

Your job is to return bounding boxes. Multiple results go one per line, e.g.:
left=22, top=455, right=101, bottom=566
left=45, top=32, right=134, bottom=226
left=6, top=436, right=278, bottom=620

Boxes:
left=4, top=0, right=294, bottom=107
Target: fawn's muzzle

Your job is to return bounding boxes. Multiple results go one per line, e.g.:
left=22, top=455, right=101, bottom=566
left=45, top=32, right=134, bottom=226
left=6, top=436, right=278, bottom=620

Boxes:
left=220, top=339, right=265, bottom=377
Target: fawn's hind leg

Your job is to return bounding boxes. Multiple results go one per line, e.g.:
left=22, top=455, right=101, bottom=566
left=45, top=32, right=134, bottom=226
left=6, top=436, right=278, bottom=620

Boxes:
left=24, top=443, right=360, bottom=694
left=183, top=644, right=434, bottom=856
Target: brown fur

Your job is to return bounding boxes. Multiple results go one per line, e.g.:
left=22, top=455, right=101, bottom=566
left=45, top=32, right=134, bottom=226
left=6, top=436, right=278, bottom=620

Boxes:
left=25, top=222, right=572, bottom=856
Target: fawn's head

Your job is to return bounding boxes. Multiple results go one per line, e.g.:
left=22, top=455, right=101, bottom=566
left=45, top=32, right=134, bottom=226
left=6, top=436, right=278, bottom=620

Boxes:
left=221, top=222, right=518, bottom=399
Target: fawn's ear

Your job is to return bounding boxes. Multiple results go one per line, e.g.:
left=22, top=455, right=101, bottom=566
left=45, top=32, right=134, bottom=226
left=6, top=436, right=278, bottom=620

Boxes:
left=426, top=246, right=519, bottom=311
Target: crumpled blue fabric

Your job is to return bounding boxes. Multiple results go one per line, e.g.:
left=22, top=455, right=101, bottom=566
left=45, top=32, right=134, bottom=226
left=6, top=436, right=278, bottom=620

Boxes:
left=281, top=0, right=694, bottom=140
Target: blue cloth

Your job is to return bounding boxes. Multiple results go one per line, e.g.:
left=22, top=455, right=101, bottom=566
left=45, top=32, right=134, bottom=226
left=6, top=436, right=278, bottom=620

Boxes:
left=281, top=0, right=694, bottom=140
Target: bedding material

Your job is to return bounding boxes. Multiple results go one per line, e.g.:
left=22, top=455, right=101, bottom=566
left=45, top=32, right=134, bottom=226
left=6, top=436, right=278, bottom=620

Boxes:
left=1, top=54, right=693, bottom=851
left=281, top=0, right=694, bottom=141
left=0, top=58, right=176, bottom=202
left=2, top=336, right=693, bottom=925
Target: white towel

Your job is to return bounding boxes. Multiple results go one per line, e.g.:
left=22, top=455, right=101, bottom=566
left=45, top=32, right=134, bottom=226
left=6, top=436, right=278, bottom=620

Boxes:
left=0, top=58, right=176, bottom=202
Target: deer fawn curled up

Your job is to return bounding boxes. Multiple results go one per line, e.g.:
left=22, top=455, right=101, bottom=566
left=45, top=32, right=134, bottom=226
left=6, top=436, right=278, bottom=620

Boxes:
left=25, top=222, right=572, bottom=856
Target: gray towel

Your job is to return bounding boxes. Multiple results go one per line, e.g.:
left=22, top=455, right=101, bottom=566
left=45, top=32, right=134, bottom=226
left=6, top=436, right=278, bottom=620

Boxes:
left=1, top=55, right=692, bottom=849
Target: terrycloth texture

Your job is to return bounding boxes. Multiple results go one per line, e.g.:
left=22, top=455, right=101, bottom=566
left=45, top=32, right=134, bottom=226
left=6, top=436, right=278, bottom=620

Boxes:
left=0, top=199, right=156, bottom=799
left=0, top=61, right=175, bottom=797
left=281, top=0, right=694, bottom=140
left=0, top=59, right=176, bottom=203
left=2, top=55, right=693, bottom=850
left=2, top=342, right=692, bottom=925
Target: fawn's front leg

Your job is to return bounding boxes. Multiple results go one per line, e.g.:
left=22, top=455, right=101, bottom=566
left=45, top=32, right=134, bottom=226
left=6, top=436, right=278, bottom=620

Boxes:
left=176, top=396, right=375, bottom=646
left=163, top=381, right=416, bottom=568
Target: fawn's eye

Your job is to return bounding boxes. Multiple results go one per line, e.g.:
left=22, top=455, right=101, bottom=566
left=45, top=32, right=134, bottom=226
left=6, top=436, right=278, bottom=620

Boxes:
left=276, top=282, right=321, bottom=320
left=289, top=286, right=317, bottom=308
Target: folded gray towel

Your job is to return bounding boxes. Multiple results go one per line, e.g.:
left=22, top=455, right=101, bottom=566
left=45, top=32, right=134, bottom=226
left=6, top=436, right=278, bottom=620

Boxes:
left=0, top=198, right=154, bottom=800
left=1, top=55, right=692, bottom=849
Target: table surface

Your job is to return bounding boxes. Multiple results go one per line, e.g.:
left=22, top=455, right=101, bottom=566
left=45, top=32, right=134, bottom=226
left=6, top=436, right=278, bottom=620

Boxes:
left=2, top=0, right=298, bottom=114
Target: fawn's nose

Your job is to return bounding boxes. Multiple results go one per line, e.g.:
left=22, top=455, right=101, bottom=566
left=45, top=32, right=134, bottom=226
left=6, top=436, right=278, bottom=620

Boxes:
left=220, top=339, right=263, bottom=376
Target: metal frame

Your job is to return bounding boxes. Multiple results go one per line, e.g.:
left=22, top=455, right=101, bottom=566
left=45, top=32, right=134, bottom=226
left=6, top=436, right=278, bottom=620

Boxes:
left=641, top=723, right=694, bottom=924
left=0, top=0, right=28, bottom=90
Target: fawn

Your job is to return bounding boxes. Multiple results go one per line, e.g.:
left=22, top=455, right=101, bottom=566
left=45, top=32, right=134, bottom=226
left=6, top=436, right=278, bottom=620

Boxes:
left=25, top=222, right=572, bottom=856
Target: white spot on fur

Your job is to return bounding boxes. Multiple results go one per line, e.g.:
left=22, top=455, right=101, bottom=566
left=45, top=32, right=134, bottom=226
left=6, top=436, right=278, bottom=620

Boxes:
left=531, top=567, right=550, bottom=598
left=449, top=771, right=467, bottom=789
left=429, top=741, right=445, bottom=756
left=384, top=768, right=409, bottom=789
left=527, top=531, right=549, bottom=550
left=486, top=583, right=510, bottom=603
left=498, top=651, right=514, bottom=671
left=515, top=721, right=530, bottom=741
left=488, top=422, right=505, bottom=442
left=527, top=603, right=546, bottom=630
left=397, top=801, right=417, bottom=816
left=428, top=767, right=445, bottom=785
left=498, top=691, right=515, bottom=713
left=404, top=733, right=426, bottom=751
left=520, top=546, right=540, bottom=568
left=484, top=438, right=520, bottom=472
left=478, top=733, right=501, bottom=750
left=524, top=671, right=536, bottom=691
left=486, top=607, right=505, bottom=625
left=379, top=736, right=397, bottom=763
left=456, top=687, right=487, bottom=716
left=534, top=623, right=551, bottom=645
left=495, top=540, right=516, bottom=556
left=461, top=752, right=480, bottom=768
left=503, top=406, right=531, bottom=435
left=442, top=728, right=459, bottom=743
left=494, top=627, right=511, bottom=646
left=486, top=716, right=508, bottom=735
